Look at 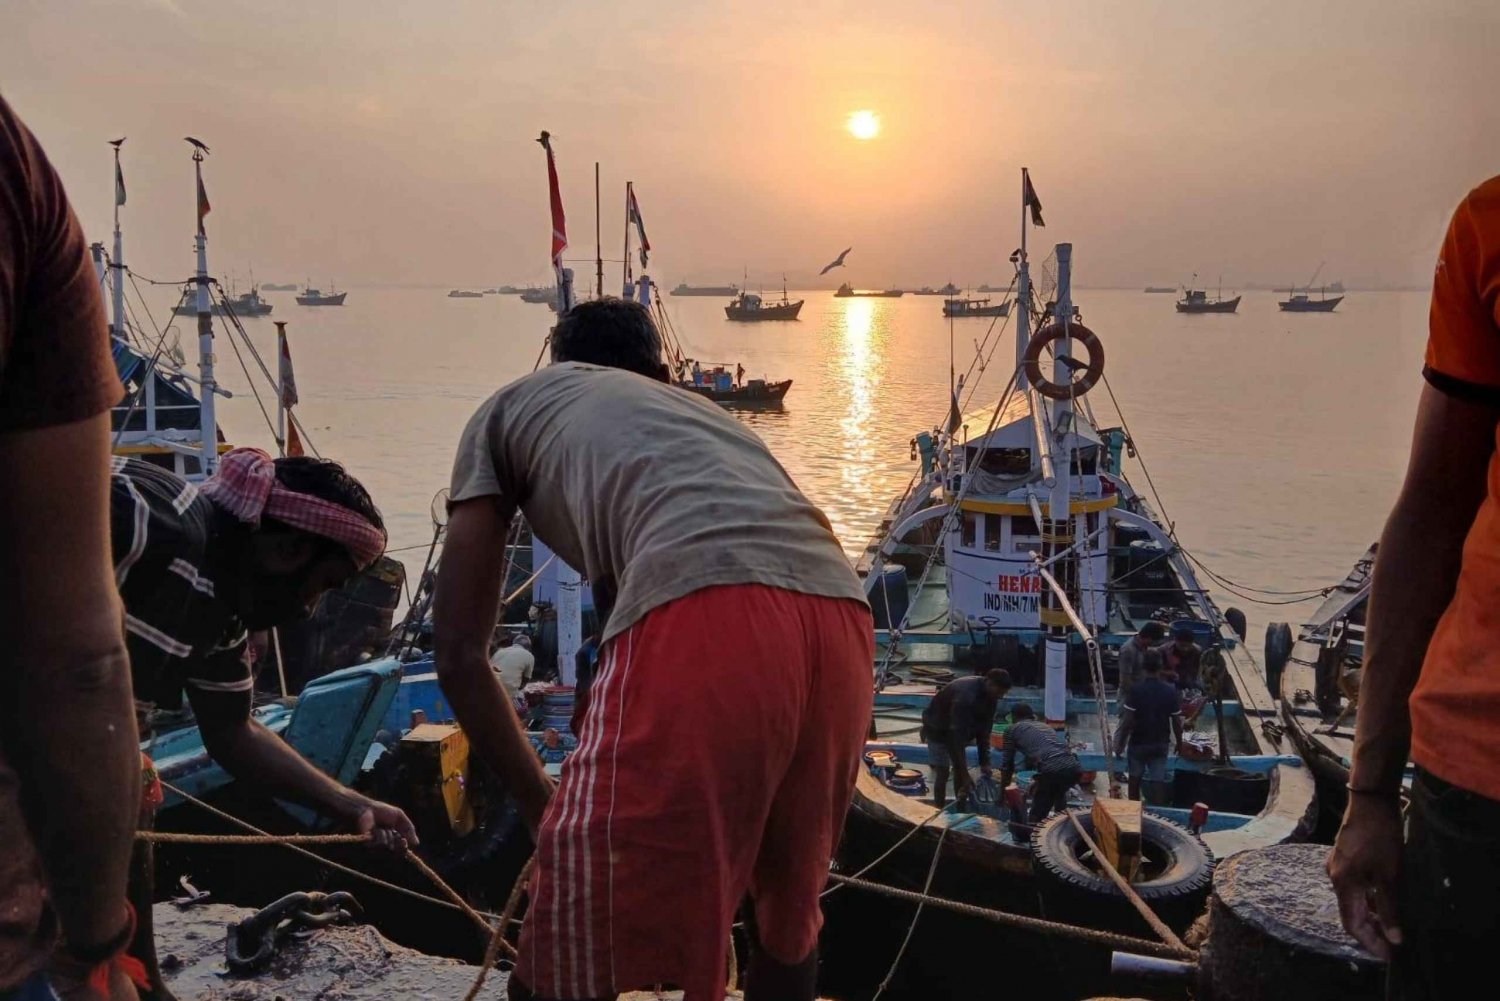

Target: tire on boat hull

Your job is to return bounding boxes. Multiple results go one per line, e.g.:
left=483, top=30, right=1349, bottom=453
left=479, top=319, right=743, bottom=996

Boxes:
left=1225, top=606, right=1247, bottom=642
left=1030, top=812, right=1214, bottom=935
left=1264, top=621, right=1293, bottom=694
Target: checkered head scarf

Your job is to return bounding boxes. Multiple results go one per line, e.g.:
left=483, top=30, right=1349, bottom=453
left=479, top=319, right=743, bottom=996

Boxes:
left=201, top=448, right=387, bottom=569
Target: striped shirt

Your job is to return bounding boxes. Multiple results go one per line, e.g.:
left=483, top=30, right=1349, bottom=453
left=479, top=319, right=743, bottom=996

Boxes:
left=1001, top=719, right=1081, bottom=776
left=110, top=456, right=252, bottom=728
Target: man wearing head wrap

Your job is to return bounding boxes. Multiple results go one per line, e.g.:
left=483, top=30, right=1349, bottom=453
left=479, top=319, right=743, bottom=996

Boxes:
left=110, top=448, right=414, bottom=997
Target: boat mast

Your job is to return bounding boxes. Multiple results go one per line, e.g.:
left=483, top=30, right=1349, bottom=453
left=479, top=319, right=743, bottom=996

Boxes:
left=622, top=181, right=633, bottom=298
left=109, top=139, right=127, bottom=342
left=594, top=162, right=604, bottom=300
left=1015, top=169, right=1032, bottom=390
left=190, top=141, right=219, bottom=477
left=1041, top=242, right=1076, bottom=724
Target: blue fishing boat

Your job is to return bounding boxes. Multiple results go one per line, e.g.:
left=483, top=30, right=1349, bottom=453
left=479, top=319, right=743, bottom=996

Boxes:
left=148, top=659, right=402, bottom=814
left=845, top=174, right=1315, bottom=932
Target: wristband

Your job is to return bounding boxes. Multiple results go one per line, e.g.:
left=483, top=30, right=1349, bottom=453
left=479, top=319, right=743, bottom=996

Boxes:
left=1345, top=783, right=1400, bottom=798
left=62, top=902, right=136, bottom=965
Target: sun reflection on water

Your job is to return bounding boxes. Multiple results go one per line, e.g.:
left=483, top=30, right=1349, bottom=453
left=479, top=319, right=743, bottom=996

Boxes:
left=835, top=297, right=885, bottom=543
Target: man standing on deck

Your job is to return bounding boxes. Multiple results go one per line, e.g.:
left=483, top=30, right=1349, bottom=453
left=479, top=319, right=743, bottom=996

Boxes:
left=434, top=298, right=872, bottom=1001
left=1116, top=620, right=1166, bottom=702
left=1328, top=176, right=1500, bottom=998
left=110, top=449, right=417, bottom=997
left=1113, top=650, right=1183, bottom=804
left=0, top=93, right=142, bottom=1001
left=920, top=669, right=1012, bottom=808
left=1000, top=704, right=1084, bottom=826
left=1158, top=623, right=1203, bottom=691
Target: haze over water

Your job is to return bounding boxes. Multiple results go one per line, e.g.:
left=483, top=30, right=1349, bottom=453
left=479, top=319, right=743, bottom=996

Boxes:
left=158, top=284, right=1425, bottom=640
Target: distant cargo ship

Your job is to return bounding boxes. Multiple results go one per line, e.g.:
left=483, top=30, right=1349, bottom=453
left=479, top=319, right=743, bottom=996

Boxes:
left=1143, top=286, right=1176, bottom=293
left=519, top=286, right=557, bottom=304
left=261, top=282, right=298, bottom=291
left=913, top=283, right=961, bottom=296
left=447, top=289, right=484, bottom=298
left=671, top=283, right=740, bottom=297
left=834, top=283, right=903, bottom=298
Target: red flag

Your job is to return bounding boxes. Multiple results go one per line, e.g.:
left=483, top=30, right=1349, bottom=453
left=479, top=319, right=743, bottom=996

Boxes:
left=538, top=131, right=567, bottom=269
left=277, top=326, right=299, bottom=409
left=285, top=419, right=305, bottom=458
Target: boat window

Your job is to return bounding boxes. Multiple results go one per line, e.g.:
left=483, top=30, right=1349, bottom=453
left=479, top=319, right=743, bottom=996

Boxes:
left=972, top=447, right=1030, bottom=476
left=961, top=513, right=977, bottom=549
left=984, top=514, right=1004, bottom=552
left=1070, top=447, right=1098, bottom=475
left=1011, top=514, right=1041, bottom=554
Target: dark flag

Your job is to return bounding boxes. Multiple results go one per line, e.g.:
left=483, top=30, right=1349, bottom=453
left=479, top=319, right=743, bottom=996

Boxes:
left=115, top=160, right=126, bottom=207
left=627, top=182, right=651, bottom=269
left=1023, top=168, right=1044, bottom=227
left=196, top=171, right=211, bottom=234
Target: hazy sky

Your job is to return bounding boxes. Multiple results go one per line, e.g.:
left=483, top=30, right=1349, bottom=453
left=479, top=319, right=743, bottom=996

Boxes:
left=5, top=0, right=1497, bottom=289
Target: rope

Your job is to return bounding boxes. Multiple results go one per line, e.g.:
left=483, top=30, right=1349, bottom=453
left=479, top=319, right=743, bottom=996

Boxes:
left=870, top=825, right=948, bottom=1001
left=822, top=804, right=949, bottom=900
left=1064, top=809, right=1187, bottom=953
left=826, top=872, right=1195, bottom=961
left=464, top=856, right=535, bottom=1001
left=156, top=781, right=520, bottom=934
left=139, top=831, right=369, bottom=845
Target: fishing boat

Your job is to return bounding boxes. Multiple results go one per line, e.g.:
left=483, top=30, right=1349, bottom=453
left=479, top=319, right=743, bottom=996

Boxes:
left=171, top=285, right=273, bottom=317
left=675, top=360, right=792, bottom=405
left=943, top=297, right=1010, bottom=318
left=835, top=283, right=904, bottom=298
left=977, top=283, right=1004, bottom=293
left=670, top=282, right=739, bottom=296
left=724, top=282, right=804, bottom=321
left=1279, top=290, right=1342, bottom=312
left=1176, top=289, right=1241, bottom=314
left=844, top=174, right=1314, bottom=935
left=297, top=284, right=347, bottom=306
left=915, top=283, right=962, bottom=296
left=1143, top=286, right=1176, bottom=294
left=447, top=289, right=484, bottom=298
left=1269, top=545, right=1404, bottom=821
left=1279, top=263, right=1343, bottom=312
left=519, top=286, right=557, bottom=304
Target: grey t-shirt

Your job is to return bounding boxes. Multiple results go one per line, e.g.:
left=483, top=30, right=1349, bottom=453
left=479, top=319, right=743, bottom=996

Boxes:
left=450, top=362, right=867, bottom=644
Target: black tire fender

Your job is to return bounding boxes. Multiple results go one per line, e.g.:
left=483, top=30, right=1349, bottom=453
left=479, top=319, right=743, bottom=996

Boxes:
left=1265, top=621, right=1294, bottom=694
left=1030, top=811, right=1214, bottom=933
left=1225, top=606, right=1248, bottom=643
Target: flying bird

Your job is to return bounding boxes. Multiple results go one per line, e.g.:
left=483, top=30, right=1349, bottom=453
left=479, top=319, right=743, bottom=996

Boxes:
left=109, top=137, right=125, bottom=148
left=819, top=247, right=852, bottom=275
left=183, top=136, right=211, bottom=154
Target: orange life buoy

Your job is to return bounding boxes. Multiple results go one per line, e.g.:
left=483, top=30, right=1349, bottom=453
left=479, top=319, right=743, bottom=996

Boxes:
left=1022, top=321, right=1105, bottom=400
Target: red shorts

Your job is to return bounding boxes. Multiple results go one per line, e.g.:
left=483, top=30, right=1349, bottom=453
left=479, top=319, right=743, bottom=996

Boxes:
left=515, top=584, right=873, bottom=1001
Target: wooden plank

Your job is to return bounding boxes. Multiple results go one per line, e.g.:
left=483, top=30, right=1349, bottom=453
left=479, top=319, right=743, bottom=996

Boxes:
left=1091, top=797, right=1143, bottom=882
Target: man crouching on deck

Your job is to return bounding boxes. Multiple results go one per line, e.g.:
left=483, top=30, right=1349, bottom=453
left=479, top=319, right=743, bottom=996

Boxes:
left=435, top=298, right=873, bottom=1001
left=112, top=449, right=415, bottom=998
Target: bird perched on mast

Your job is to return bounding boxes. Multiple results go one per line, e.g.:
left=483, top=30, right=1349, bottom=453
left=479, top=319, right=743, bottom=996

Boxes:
left=183, top=136, right=211, bottom=155
left=820, top=246, right=852, bottom=275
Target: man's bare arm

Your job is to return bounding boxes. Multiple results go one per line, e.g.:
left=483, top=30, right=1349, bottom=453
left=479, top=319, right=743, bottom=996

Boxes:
left=0, top=415, right=139, bottom=949
left=1329, top=383, right=1498, bottom=959
left=1351, top=384, right=1495, bottom=793
left=435, top=498, right=554, bottom=832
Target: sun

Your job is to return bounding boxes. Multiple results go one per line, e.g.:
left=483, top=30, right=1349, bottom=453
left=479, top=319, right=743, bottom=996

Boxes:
left=847, top=110, right=880, bottom=141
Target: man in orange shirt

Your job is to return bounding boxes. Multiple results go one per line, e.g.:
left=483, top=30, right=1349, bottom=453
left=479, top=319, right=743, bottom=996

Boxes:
left=1329, top=175, right=1500, bottom=998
